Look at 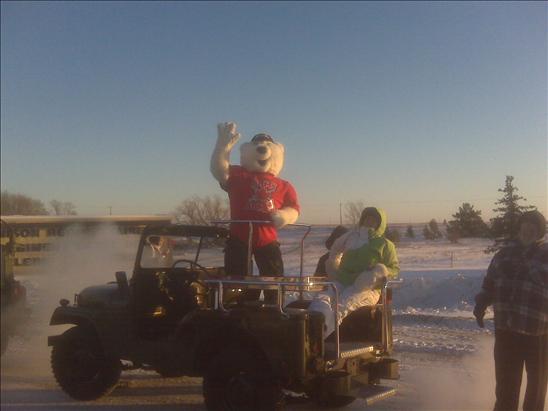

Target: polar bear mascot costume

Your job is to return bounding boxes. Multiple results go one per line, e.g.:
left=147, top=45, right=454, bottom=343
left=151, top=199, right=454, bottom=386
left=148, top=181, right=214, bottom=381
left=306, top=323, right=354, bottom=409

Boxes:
left=210, top=122, right=300, bottom=301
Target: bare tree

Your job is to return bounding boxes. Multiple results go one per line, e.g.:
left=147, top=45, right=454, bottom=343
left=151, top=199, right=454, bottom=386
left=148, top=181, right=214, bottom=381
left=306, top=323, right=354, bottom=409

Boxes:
left=174, top=195, right=229, bottom=225
left=50, top=200, right=77, bottom=215
left=344, top=201, right=364, bottom=226
left=1, top=190, right=48, bottom=215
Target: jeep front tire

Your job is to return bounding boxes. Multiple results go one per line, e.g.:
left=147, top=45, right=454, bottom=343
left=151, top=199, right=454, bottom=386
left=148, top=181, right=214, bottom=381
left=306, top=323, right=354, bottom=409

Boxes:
left=51, top=325, right=121, bottom=400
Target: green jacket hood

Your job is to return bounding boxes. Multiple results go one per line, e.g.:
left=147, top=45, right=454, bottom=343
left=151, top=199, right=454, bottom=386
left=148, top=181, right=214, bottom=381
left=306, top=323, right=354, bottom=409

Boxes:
left=367, top=207, right=387, bottom=238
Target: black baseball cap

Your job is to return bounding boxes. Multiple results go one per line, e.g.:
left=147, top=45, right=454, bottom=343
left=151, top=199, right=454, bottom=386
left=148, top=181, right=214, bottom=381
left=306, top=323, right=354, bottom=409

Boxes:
left=251, top=133, right=274, bottom=143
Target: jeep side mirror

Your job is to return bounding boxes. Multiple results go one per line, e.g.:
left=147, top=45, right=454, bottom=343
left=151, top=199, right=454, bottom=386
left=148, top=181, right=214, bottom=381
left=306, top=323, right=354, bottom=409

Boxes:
left=115, top=271, right=129, bottom=294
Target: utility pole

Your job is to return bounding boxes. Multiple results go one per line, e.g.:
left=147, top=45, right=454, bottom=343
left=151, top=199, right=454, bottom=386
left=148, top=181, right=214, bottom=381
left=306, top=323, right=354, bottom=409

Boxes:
left=339, top=202, right=343, bottom=225
left=108, top=206, right=112, bottom=216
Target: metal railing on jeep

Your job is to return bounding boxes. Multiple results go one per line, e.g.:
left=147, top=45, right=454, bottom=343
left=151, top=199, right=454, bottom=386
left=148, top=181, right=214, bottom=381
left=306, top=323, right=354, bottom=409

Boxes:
left=211, top=220, right=311, bottom=278
left=207, top=220, right=401, bottom=360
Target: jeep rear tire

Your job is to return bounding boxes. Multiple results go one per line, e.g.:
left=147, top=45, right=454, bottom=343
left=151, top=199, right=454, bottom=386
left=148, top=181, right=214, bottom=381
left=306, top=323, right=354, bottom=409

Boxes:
left=203, top=345, right=284, bottom=411
left=51, top=325, right=121, bottom=400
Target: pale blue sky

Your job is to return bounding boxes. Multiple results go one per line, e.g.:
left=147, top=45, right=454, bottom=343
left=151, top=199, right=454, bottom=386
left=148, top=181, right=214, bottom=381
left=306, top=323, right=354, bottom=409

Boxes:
left=1, top=1, right=546, bottom=224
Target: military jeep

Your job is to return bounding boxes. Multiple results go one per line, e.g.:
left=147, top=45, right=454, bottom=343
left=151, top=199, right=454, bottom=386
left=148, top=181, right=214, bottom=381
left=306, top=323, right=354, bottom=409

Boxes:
left=48, top=222, right=399, bottom=409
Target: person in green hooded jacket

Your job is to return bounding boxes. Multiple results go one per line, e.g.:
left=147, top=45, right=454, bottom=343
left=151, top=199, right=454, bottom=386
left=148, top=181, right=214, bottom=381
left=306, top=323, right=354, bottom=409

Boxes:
left=309, top=207, right=400, bottom=337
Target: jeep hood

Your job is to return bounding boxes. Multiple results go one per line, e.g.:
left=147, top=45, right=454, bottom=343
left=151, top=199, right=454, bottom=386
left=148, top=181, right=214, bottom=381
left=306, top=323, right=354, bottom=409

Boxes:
left=77, top=283, right=128, bottom=308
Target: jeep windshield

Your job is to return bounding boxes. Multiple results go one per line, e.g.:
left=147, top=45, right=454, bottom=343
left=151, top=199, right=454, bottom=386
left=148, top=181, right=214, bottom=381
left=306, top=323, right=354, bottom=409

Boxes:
left=138, top=225, right=228, bottom=269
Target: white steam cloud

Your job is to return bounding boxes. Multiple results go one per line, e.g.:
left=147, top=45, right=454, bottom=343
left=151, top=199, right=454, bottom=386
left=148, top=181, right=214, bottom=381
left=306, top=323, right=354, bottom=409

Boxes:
left=2, top=223, right=139, bottom=372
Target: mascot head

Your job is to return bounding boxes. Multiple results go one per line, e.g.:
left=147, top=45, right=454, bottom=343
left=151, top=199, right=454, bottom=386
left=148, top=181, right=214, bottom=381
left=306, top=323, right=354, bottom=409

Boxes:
left=240, top=133, right=285, bottom=176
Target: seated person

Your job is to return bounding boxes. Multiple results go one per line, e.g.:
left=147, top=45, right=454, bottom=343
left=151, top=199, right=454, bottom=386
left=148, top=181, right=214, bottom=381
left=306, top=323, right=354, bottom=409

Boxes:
left=309, top=207, right=400, bottom=337
left=314, top=225, right=348, bottom=276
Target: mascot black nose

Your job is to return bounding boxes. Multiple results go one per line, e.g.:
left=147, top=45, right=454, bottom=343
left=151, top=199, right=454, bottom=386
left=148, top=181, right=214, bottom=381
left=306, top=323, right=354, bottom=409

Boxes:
left=257, top=146, right=267, bottom=155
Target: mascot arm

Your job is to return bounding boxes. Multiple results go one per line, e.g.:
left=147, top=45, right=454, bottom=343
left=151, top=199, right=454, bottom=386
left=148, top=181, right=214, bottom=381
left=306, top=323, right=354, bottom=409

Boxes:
left=330, top=232, right=351, bottom=256
left=353, top=263, right=389, bottom=292
left=210, top=122, right=241, bottom=184
left=271, top=206, right=299, bottom=228
left=324, top=232, right=351, bottom=281
left=271, top=182, right=300, bottom=228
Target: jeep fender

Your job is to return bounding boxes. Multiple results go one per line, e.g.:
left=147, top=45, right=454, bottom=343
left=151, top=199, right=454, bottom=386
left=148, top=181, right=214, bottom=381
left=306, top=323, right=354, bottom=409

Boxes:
left=49, top=305, right=98, bottom=329
left=47, top=306, right=110, bottom=352
left=49, top=306, right=130, bottom=360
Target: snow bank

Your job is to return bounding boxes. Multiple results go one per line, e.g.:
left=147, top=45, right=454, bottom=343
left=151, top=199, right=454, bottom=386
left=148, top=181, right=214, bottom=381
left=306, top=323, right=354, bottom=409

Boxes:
left=394, top=269, right=485, bottom=311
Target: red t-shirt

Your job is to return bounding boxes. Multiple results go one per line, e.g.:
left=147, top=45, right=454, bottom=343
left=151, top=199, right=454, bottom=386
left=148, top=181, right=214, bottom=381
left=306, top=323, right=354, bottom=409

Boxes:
left=224, top=165, right=300, bottom=247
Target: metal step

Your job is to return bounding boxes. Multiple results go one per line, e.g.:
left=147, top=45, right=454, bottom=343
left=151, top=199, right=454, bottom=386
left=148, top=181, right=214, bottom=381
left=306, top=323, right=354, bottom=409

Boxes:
left=325, top=341, right=377, bottom=359
left=355, top=384, right=397, bottom=405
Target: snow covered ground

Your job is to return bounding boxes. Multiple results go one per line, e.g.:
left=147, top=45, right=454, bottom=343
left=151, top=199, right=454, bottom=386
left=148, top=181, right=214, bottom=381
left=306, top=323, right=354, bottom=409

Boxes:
left=1, top=224, right=515, bottom=410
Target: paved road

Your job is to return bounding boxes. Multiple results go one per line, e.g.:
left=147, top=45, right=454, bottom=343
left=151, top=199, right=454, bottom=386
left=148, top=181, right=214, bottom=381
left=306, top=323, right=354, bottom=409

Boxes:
left=1, top=334, right=396, bottom=411
left=1, top=333, right=494, bottom=410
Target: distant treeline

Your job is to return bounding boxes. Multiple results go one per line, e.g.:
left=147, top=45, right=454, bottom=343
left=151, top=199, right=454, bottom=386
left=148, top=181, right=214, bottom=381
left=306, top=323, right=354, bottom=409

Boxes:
left=1, top=191, right=77, bottom=216
left=347, top=176, right=539, bottom=251
left=2, top=176, right=539, bottom=252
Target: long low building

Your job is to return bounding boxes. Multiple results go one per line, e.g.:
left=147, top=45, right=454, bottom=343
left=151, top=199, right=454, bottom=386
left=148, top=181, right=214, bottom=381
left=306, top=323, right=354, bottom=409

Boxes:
left=0, top=215, right=173, bottom=269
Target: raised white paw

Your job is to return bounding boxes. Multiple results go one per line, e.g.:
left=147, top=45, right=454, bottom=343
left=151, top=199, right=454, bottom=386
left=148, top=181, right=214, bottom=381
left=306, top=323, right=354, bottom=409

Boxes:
left=216, top=122, right=241, bottom=150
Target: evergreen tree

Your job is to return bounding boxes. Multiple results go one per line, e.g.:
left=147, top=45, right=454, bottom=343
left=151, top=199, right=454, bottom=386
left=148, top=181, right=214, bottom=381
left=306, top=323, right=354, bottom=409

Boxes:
left=447, top=203, right=489, bottom=238
left=405, top=225, right=415, bottom=238
left=385, top=227, right=401, bottom=244
left=423, top=220, right=442, bottom=240
left=490, top=176, right=535, bottom=240
left=428, top=219, right=442, bottom=239
left=446, top=224, right=460, bottom=243
left=423, top=225, right=433, bottom=240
